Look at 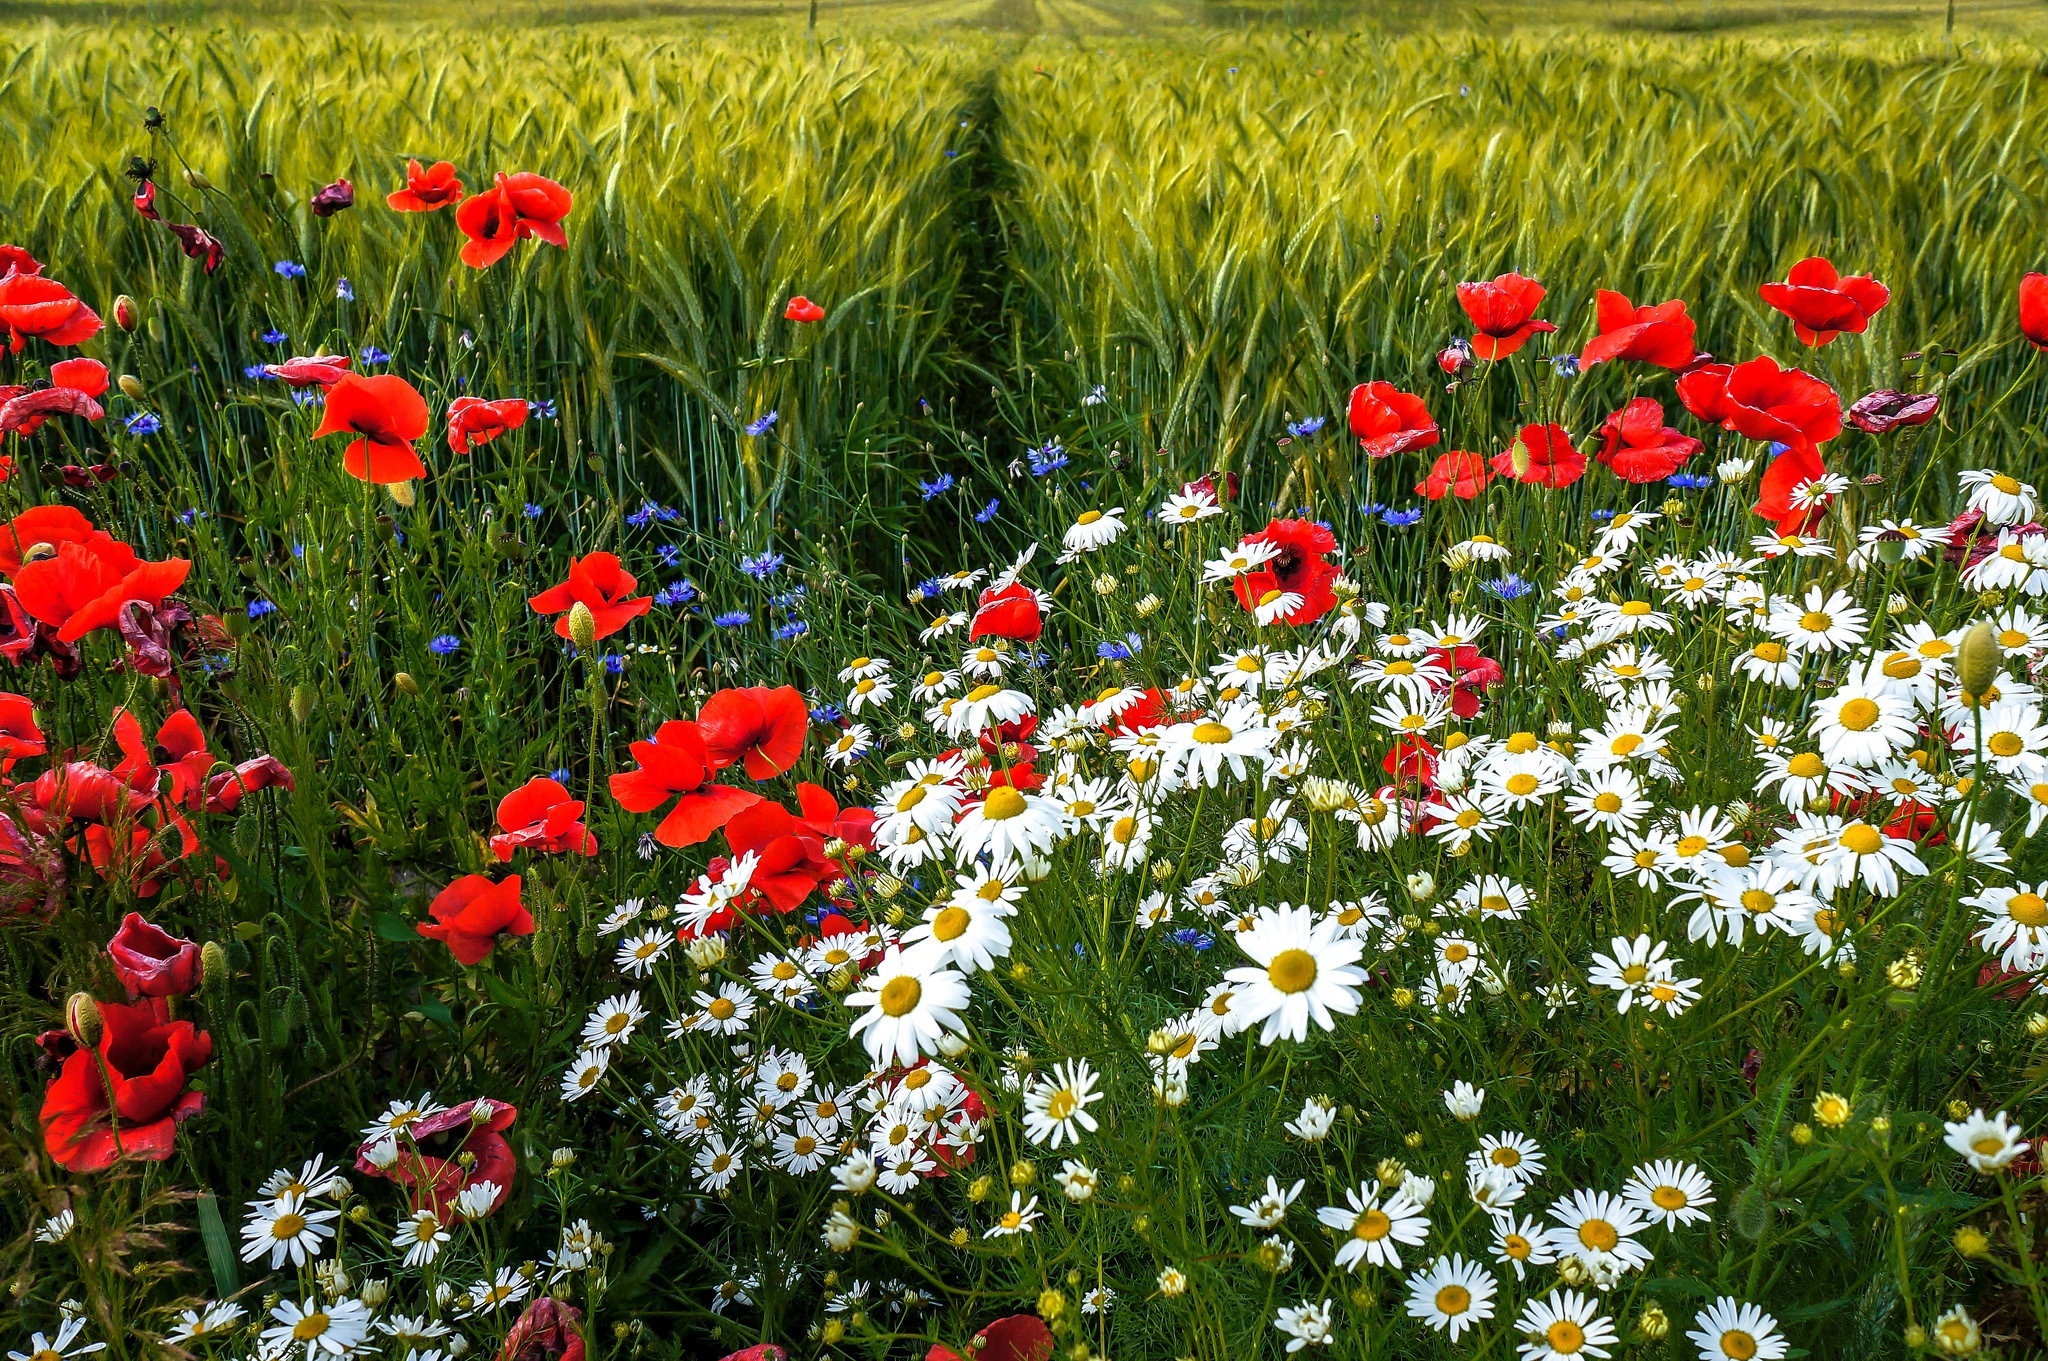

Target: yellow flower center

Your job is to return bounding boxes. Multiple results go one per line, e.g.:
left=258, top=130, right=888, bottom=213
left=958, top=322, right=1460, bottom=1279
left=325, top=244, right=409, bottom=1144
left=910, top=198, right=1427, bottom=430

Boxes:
left=292, top=1314, right=331, bottom=1342
left=1503, top=1233, right=1531, bottom=1260
left=1752, top=641, right=1787, bottom=664
left=2008, top=893, right=2048, bottom=927
left=1720, top=1330, right=1758, bottom=1360
left=967, top=683, right=1002, bottom=702
left=1110, top=815, right=1139, bottom=844
left=1800, top=610, right=1834, bottom=633
left=982, top=787, right=1027, bottom=820
left=708, top=998, right=737, bottom=1020
left=773, top=960, right=799, bottom=980
left=1837, top=698, right=1880, bottom=731
left=1547, top=1320, right=1587, bottom=1354
left=1505, top=773, right=1539, bottom=796
left=606, top=1012, right=631, bottom=1034
left=1593, top=792, right=1623, bottom=813
left=1267, top=948, right=1319, bottom=994
left=1620, top=600, right=1652, bottom=616
left=1992, top=472, right=2022, bottom=494
left=1839, top=823, right=1884, bottom=855
left=1435, top=1284, right=1471, bottom=1315
left=1045, top=1089, right=1079, bottom=1120
left=1652, top=1185, right=1689, bottom=1211
left=1609, top=733, right=1643, bottom=756
left=1676, top=835, right=1708, bottom=857
left=1192, top=721, right=1234, bottom=744
left=1974, top=1135, right=2006, bottom=1156
left=932, top=906, right=971, bottom=941
left=1741, top=889, right=1777, bottom=915
left=1480, top=894, right=1510, bottom=914
left=271, top=1212, right=306, bottom=1240
left=1578, top=1218, right=1619, bottom=1252
left=1353, top=1209, right=1391, bottom=1241
left=1990, top=731, right=2026, bottom=759
left=879, top=976, right=922, bottom=1017
left=1077, top=510, right=1103, bottom=525
left=1786, top=752, right=1827, bottom=779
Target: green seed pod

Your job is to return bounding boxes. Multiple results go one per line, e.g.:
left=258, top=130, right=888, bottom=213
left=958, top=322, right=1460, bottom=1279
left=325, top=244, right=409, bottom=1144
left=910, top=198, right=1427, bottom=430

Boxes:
left=1958, top=619, right=2002, bottom=701
left=183, top=166, right=212, bottom=190
left=393, top=672, right=420, bottom=696
left=118, top=374, right=146, bottom=402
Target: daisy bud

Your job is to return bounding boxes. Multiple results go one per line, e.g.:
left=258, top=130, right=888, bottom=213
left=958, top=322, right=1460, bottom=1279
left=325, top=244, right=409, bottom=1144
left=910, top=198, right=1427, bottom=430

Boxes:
left=1375, top=1157, right=1406, bottom=1187
left=1813, top=1091, right=1852, bottom=1128
left=1010, top=1160, right=1037, bottom=1188
left=1405, top=870, right=1437, bottom=902
left=552, top=1147, right=577, bottom=1168
left=1957, top=619, right=2002, bottom=703
left=200, top=940, right=229, bottom=991
left=118, top=374, right=146, bottom=401
left=2028, top=1012, right=2048, bottom=1037
left=1037, top=1289, right=1067, bottom=1322
left=1955, top=1225, right=1990, bottom=1257
left=567, top=601, right=599, bottom=652
left=113, top=295, right=140, bottom=332
left=968, top=1174, right=992, bottom=1202
left=1636, top=1304, right=1670, bottom=1340
left=65, top=992, right=102, bottom=1048
left=1135, top=593, right=1161, bottom=617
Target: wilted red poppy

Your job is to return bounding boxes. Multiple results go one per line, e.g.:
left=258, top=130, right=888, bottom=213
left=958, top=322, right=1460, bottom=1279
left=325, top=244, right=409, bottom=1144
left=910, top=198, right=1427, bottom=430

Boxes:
left=501, top=1299, right=585, bottom=1361
left=0, top=275, right=102, bottom=353
left=79, top=810, right=201, bottom=898
left=969, top=580, right=1044, bottom=642
left=723, top=801, right=832, bottom=912
left=418, top=874, right=532, bottom=965
left=203, top=756, right=294, bottom=814
left=0, top=358, right=108, bottom=438
left=164, top=224, right=224, bottom=274
left=1759, top=256, right=1888, bottom=346
left=311, top=178, right=355, bottom=217
left=313, top=373, right=431, bottom=483
left=0, top=245, right=40, bottom=279
left=1680, top=355, right=1841, bottom=451
left=0, top=691, right=43, bottom=767
left=1754, top=441, right=1831, bottom=536
left=1847, top=390, right=1940, bottom=435
left=107, top=912, right=201, bottom=998
left=1456, top=273, right=1555, bottom=360
left=698, top=685, right=809, bottom=779
left=1577, top=290, right=1696, bottom=370
left=491, top=777, right=597, bottom=861
left=927, top=1315, right=1054, bottom=1361
left=263, top=354, right=352, bottom=387
left=610, top=719, right=763, bottom=847
left=527, top=553, right=651, bottom=641
left=785, top=296, right=826, bottom=323
left=1417, top=450, right=1491, bottom=500
left=1229, top=518, right=1340, bottom=626
left=388, top=160, right=466, bottom=212
left=355, top=1095, right=518, bottom=1221
left=1489, top=422, right=1585, bottom=488
left=40, top=996, right=212, bottom=1171
left=1347, top=381, right=1439, bottom=459
left=446, top=396, right=528, bottom=454
left=2021, top=273, right=2048, bottom=350
left=1594, top=399, right=1701, bottom=483
left=133, top=181, right=160, bottom=220
left=456, top=172, right=573, bottom=270
left=13, top=539, right=190, bottom=643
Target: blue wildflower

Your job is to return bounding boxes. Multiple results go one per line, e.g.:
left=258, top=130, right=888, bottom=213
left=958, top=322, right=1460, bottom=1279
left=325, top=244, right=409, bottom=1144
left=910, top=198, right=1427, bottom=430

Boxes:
left=260, top=328, right=288, bottom=345
left=360, top=345, right=390, bottom=365
left=810, top=703, right=844, bottom=724
left=775, top=620, right=809, bottom=640
left=178, top=508, right=204, bottom=526
left=1082, top=384, right=1107, bottom=406
left=549, top=766, right=573, bottom=783
left=912, top=577, right=947, bottom=602
left=1285, top=415, right=1326, bottom=438
left=713, top=610, right=752, bottom=628
left=1096, top=639, right=1133, bottom=661
left=1171, top=928, right=1215, bottom=950
left=243, top=363, right=270, bottom=380
left=1381, top=507, right=1423, bottom=527
left=656, top=580, right=699, bottom=606
left=273, top=261, right=306, bottom=279
left=523, top=503, right=544, bottom=520
left=125, top=413, right=162, bottom=436
left=657, top=544, right=683, bottom=568
left=246, top=599, right=277, bottom=619
left=1029, top=441, right=1068, bottom=476
left=603, top=654, right=626, bottom=675
left=528, top=399, right=557, bottom=420
left=745, top=410, right=779, bottom=437
left=1480, top=574, right=1536, bottom=601
left=335, top=277, right=355, bottom=302
left=290, top=390, right=320, bottom=407
left=1550, top=354, right=1580, bottom=379
left=429, top=635, right=462, bottom=655
left=739, top=551, right=785, bottom=580
left=1591, top=509, right=1616, bottom=523
left=919, top=473, right=955, bottom=501
left=976, top=499, right=1000, bottom=523
left=771, top=586, right=808, bottom=610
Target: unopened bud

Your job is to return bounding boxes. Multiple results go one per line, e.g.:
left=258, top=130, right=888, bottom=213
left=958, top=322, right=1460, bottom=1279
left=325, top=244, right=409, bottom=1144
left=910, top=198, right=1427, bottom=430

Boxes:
left=385, top=480, right=416, bottom=508
left=200, top=940, right=229, bottom=991
left=118, top=374, right=146, bottom=402
left=567, top=602, right=598, bottom=652
left=1509, top=438, right=1531, bottom=479
left=1958, top=620, right=2002, bottom=702
left=183, top=166, right=212, bottom=190
left=393, top=672, right=420, bottom=696
left=66, top=992, right=103, bottom=1048
left=290, top=683, right=316, bottom=725
left=113, top=296, right=140, bottom=332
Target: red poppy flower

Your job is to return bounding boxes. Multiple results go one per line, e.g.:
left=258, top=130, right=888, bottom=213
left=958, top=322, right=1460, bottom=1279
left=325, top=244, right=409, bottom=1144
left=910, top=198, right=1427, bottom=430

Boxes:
left=1846, top=390, right=1940, bottom=435
left=133, top=181, right=160, bottom=220
left=29, top=760, right=154, bottom=823
left=784, top=296, right=826, bottom=323
left=1753, top=441, right=1831, bottom=536
left=455, top=172, right=573, bottom=270
left=927, top=1315, right=1054, bottom=1361
left=388, top=160, right=466, bottom=212
left=1181, top=470, right=1238, bottom=503
left=794, top=781, right=878, bottom=857
left=1759, top=256, right=1889, bottom=346
left=446, top=396, right=528, bottom=454
left=202, top=756, right=294, bottom=814
left=0, top=245, right=40, bottom=279
left=0, top=691, right=43, bottom=767
left=0, top=358, right=107, bottom=438
left=1347, top=381, right=1438, bottom=459
left=698, top=685, right=808, bottom=779
left=1577, top=290, right=1697, bottom=370
left=1455, top=272, right=1555, bottom=360
left=112, top=706, right=214, bottom=808
left=490, top=777, right=597, bottom=861
left=501, top=1299, right=585, bottom=1361
left=355, top=1095, right=518, bottom=1221
left=723, top=801, right=832, bottom=912
left=2022, top=273, right=2048, bottom=350
left=418, top=874, right=532, bottom=965
left=40, top=997, right=212, bottom=1172
left=313, top=373, right=431, bottom=483
left=107, top=912, right=201, bottom=998
left=1430, top=645, right=1504, bottom=718
left=263, top=354, right=352, bottom=387
left=164, top=224, right=224, bottom=274
left=717, top=1347, right=784, bottom=1361
left=1229, top=518, right=1341, bottom=626
left=969, top=580, right=1043, bottom=642
left=1594, top=399, right=1701, bottom=483
left=0, top=505, right=118, bottom=578
left=1417, top=450, right=1491, bottom=500
left=527, top=553, right=651, bottom=641
left=1680, top=355, right=1841, bottom=450
left=78, top=813, right=201, bottom=899
left=1488, top=423, right=1585, bottom=488
left=609, top=719, right=763, bottom=847
left=0, top=274, right=102, bottom=353
left=13, top=539, right=191, bottom=643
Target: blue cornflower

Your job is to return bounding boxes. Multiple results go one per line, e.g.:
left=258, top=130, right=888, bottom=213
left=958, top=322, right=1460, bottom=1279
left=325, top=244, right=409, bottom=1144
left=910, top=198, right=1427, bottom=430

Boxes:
left=1768, top=441, right=1791, bottom=458
left=712, top=610, right=752, bottom=628
left=919, top=473, right=955, bottom=501
left=1096, top=639, right=1133, bottom=661
left=290, top=390, right=320, bottom=407
left=603, top=654, right=626, bottom=675
left=360, top=345, right=390, bottom=365
left=260, top=328, right=288, bottom=345
left=1362, top=501, right=1388, bottom=516
left=745, top=410, right=779, bottom=437
left=1028, top=441, right=1068, bottom=476
left=944, top=148, right=959, bottom=158
left=1480, top=573, right=1536, bottom=600
left=243, top=363, right=270, bottom=380
left=1381, top=507, right=1423, bottom=527
left=1667, top=472, right=1712, bottom=490
left=178, top=508, right=204, bottom=526
left=335, top=277, right=355, bottom=302
left=273, top=260, right=306, bottom=279
left=1550, top=353, right=1580, bottom=379
left=528, top=399, right=557, bottom=420
left=775, top=620, right=808, bottom=640
left=657, top=544, right=683, bottom=567
left=1082, top=384, right=1107, bottom=406
left=292, top=542, right=307, bottom=559
left=810, top=703, right=844, bottom=724
left=912, top=577, right=947, bottom=602
left=771, top=586, right=808, bottom=610
left=625, top=500, right=663, bottom=528
left=739, top=551, right=785, bottom=580
left=1171, top=928, right=1215, bottom=950
left=429, top=635, right=462, bottom=655
left=523, top=503, right=544, bottom=520
left=656, top=580, right=699, bottom=606
left=1591, top=508, right=1616, bottom=522
left=125, top=412, right=162, bottom=436
left=975, top=498, right=1000, bottom=523
left=246, top=599, right=277, bottom=619
left=1285, top=415, right=1326, bottom=438
left=549, top=766, right=572, bottom=783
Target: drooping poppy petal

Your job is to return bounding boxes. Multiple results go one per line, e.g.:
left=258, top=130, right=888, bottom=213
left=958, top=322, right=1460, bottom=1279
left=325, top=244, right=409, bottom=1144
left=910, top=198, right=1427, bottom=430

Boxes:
left=1417, top=450, right=1492, bottom=500
left=0, top=275, right=102, bottom=353
left=1593, top=400, right=1700, bottom=483
left=2020, top=273, right=2048, bottom=351
left=698, top=686, right=809, bottom=780
left=785, top=296, right=826, bottom=323
left=1759, top=256, right=1889, bottom=346
left=264, top=354, right=353, bottom=387
left=968, top=580, right=1044, bottom=642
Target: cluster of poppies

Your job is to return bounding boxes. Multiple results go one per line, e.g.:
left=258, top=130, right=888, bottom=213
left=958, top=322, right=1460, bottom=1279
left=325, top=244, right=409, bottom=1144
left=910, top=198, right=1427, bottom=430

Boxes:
left=1359, top=257, right=2020, bottom=535
left=385, top=160, right=574, bottom=271
left=276, top=361, right=529, bottom=483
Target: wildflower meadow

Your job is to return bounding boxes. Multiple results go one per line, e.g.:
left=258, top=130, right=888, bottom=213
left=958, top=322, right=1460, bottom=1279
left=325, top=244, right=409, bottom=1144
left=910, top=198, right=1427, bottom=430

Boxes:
left=9, top=6, right=2048, bottom=1361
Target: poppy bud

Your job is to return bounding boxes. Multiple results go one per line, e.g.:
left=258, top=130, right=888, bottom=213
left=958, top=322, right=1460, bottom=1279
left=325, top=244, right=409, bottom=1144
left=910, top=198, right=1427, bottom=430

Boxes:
left=118, top=375, right=146, bottom=401
left=1508, top=438, right=1531, bottom=479
left=386, top=481, right=417, bottom=508
left=393, top=672, right=420, bottom=696
left=1958, top=620, right=2002, bottom=702
left=1437, top=337, right=1475, bottom=375
left=290, top=682, right=316, bottom=725
left=114, top=296, right=140, bottom=332
left=200, top=940, right=229, bottom=991
left=183, top=166, right=212, bottom=190
left=567, top=602, right=598, bottom=652
left=65, top=992, right=102, bottom=1048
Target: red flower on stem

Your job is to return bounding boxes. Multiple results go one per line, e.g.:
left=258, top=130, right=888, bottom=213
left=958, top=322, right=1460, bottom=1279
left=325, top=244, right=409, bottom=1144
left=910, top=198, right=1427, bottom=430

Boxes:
left=354, top=1095, right=518, bottom=1221
left=1758, top=256, right=1889, bottom=346
left=0, top=506, right=118, bottom=578
left=1455, top=272, right=1555, bottom=359
left=313, top=373, right=431, bottom=483
left=446, top=396, right=528, bottom=454
left=1347, top=381, right=1438, bottom=459
left=1594, top=399, right=1701, bottom=483
left=1577, top=289, right=1697, bottom=370
left=1489, top=422, right=1585, bottom=488
left=723, top=801, right=832, bottom=912
left=501, top=1299, right=585, bottom=1361
left=1754, top=442, right=1832, bottom=537
left=527, top=553, right=651, bottom=641
left=133, top=182, right=160, bottom=220
left=1846, top=390, right=1940, bottom=435
left=1677, top=355, right=1841, bottom=449
left=111, top=706, right=214, bottom=808
left=13, top=539, right=191, bottom=643
left=784, top=296, right=826, bottom=323
left=387, top=160, right=466, bottom=213
left=698, top=685, right=809, bottom=779
left=609, top=720, right=764, bottom=847
left=1417, top=450, right=1491, bottom=500
left=1229, top=518, right=1340, bottom=626
left=0, top=358, right=108, bottom=438
left=456, top=172, right=573, bottom=269
left=491, top=777, right=597, bottom=861
left=0, top=275, right=101, bottom=353
left=927, top=1315, right=1054, bottom=1361
left=310, top=179, right=355, bottom=217
left=0, top=245, right=41, bottom=279
left=418, top=874, right=532, bottom=965
left=40, top=997, right=212, bottom=1171
left=164, top=224, right=224, bottom=274
left=969, top=580, right=1043, bottom=642
left=107, top=912, right=201, bottom=998
left=0, top=691, right=43, bottom=767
